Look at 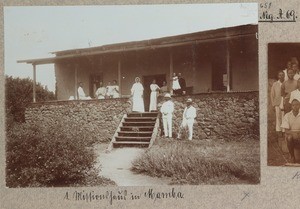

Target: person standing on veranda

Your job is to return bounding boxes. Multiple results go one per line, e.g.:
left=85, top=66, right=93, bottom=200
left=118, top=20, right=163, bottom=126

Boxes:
left=177, top=98, right=197, bottom=140
left=149, top=79, right=160, bottom=112
left=131, top=77, right=145, bottom=112
left=172, top=73, right=181, bottom=95
left=178, top=73, right=186, bottom=95
left=160, top=93, right=174, bottom=138
left=106, top=81, right=113, bottom=98
left=111, top=80, right=120, bottom=98
left=160, top=81, right=168, bottom=96
left=270, top=71, right=285, bottom=137
left=95, top=81, right=106, bottom=99
left=77, top=82, right=91, bottom=100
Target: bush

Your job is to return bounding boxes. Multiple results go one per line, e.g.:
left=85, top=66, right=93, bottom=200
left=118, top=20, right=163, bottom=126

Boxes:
left=6, top=120, right=103, bottom=187
left=131, top=138, right=260, bottom=185
left=5, top=76, right=55, bottom=123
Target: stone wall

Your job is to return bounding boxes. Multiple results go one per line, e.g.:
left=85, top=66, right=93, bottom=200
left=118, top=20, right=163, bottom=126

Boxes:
left=158, top=91, right=259, bottom=140
left=25, top=91, right=259, bottom=142
left=25, top=98, right=131, bottom=142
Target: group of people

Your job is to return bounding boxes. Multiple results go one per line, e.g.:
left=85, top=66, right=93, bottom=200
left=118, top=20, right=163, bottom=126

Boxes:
left=130, top=74, right=186, bottom=112
left=77, top=74, right=195, bottom=140
left=77, top=80, right=120, bottom=100
left=160, top=94, right=197, bottom=140
left=270, top=57, right=300, bottom=163
left=77, top=72, right=187, bottom=105
left=130, top=77, right=167, bottom=112
left=128, top=75, right=196, bottom=140
left=95, top=80, right=120, bottom=99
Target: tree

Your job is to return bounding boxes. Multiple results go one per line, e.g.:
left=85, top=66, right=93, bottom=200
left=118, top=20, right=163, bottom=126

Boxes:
left=5, top=76, right=56, bottom=123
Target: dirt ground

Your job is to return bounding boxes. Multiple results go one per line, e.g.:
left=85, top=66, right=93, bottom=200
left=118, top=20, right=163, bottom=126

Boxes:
left=94, top=143, right=171, bottom=186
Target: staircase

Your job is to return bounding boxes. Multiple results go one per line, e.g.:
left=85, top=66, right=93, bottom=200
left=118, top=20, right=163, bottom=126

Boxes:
left=108, top=112, right=159, bottom=150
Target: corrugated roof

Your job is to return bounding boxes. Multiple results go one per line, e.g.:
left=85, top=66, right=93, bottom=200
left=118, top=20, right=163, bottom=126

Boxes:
left=17, top=24, right=257, bottom=65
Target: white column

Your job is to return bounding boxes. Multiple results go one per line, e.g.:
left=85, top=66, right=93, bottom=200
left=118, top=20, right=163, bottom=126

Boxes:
left=118, top=59, right=122, bottom=97
left=74, top=64, right=78, bottom=99
left=226, top=43, right=230, bottom=92
left=33, top=64, right=36, bottom=103
left=192, top=45, right=196, bottom=92
left=169, top=51, right=173, bottom=94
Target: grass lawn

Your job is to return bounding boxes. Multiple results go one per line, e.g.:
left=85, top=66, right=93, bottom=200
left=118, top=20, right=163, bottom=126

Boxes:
left=131, top=136, right=260, bottom=185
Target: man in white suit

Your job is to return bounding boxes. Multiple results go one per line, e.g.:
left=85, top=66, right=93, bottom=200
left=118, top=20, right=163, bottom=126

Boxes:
left=160, top=93, right=174, bottom=138
left=270, top=70, right=285, bottom=136
left=177, top=98, right=197, bottom=140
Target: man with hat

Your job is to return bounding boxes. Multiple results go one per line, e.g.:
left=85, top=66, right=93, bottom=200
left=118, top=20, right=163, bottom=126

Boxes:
left=281, top=98, right=300, bottom=163
left=160, top=93, right=174, bottom=138
left=177, top=98, right=197, bottom=140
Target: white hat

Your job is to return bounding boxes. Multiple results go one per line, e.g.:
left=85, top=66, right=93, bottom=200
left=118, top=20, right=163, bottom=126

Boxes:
left=187, top=98, right=192, bottom=103
left=291, top=98, right=300, bottom=103
left=164, top=93, right=171, bottom=98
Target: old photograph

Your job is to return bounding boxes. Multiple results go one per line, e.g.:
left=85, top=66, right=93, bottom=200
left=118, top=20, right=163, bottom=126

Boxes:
left=4, top=4, right=259, bottom=187
left=268, top=43, right=300, bottom=166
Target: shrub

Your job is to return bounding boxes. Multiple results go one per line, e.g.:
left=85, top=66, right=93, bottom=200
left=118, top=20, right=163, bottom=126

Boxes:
left=5, top=76, right=55, bottom=123
left=6, top=120, right=101, bottom=187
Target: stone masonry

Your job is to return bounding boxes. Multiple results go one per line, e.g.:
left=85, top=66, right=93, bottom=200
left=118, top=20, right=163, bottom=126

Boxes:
left=25, top=98, right=131, bottom=142
left=25, top=91, right=259, bottom=141
left=158, top=91, right=259, bottom=140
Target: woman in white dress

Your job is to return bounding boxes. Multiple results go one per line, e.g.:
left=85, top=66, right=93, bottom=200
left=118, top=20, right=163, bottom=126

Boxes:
left=131, top=77, right=145, bottom=112
left=149, top=79, right=160, bottom=112
left=111, top=80, right=120, bottom=98
left=95, top=82, right=106, bottom=99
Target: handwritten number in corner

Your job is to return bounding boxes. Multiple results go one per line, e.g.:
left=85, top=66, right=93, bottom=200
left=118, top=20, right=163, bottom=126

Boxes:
left=260, top=2, right=272, bottom=9
left=259, top=7, right=298, bottom=23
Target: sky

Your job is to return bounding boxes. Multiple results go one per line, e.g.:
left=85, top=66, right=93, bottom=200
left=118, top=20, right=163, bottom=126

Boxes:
left=4, top=4, right=258, bottom=92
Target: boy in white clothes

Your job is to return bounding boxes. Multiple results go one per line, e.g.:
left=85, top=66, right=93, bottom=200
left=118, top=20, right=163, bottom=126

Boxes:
left=160, top=93, right=174, bottom=138
left=177, top=98, right=197, bottom=140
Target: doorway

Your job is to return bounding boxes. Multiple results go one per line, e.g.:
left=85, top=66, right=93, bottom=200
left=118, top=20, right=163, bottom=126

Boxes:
left=211, top=59, right=227, bottom=91
left=89, top=74, right=103, bottom=98
left=143, top=74, right=166, bottom=112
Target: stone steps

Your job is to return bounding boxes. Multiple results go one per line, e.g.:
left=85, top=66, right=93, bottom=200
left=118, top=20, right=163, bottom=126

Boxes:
left=120, top=126, right=155, bottom=132
left=115, top=136, right=151, bottom=141
left=113, top=141, right=150, bottom=148
left=118, top=131, right=153, bottom=137
left=112, top=112, right=159, bottom=148
left=122, top=121, right=156, bottom=127
left=124, top=117, right=157, bottom=122
left=127, top=112, right=158, bottom=118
